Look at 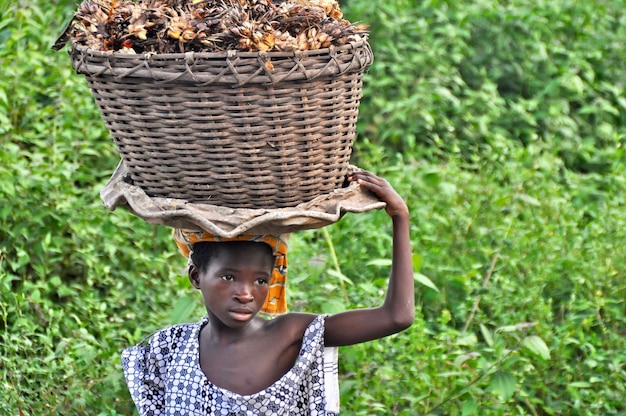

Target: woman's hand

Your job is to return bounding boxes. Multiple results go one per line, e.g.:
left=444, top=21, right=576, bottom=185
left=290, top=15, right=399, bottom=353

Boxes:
left=349, top=170, right=409, bottom=219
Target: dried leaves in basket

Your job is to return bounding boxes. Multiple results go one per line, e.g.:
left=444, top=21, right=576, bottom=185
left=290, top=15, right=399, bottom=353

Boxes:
left=53, top=0, right=368, bottom=53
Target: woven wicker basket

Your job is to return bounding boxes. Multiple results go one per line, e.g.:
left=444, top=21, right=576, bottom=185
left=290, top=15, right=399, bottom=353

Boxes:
left=70, top=40, right=373, bottom=209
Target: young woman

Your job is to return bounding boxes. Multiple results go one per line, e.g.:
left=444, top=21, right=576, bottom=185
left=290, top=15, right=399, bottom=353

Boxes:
left=123, top=170, right=414, bottom=415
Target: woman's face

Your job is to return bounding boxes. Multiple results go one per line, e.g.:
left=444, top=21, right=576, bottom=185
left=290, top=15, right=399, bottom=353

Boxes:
left=190, top=242, right=274, bottom=328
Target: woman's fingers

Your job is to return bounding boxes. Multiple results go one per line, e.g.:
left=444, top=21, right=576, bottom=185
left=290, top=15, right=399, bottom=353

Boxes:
left=348, top=171, right=408, bottom=217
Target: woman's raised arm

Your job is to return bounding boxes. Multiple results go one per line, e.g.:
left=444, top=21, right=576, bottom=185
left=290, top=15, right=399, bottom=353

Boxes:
left=323, top=171, right=414, bottom=347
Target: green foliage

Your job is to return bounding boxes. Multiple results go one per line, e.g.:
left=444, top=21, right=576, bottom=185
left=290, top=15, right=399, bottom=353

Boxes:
left=344, top=0, right=626, bottom=171
left=290, top=154, right=625, bottom=414
left=1, top=2, right=195, bottom=414
left=1, top=0, right=625, bottom=415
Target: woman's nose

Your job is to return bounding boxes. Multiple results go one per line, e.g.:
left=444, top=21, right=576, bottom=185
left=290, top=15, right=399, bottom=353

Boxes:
left=234, top=284, right=254, bottom=303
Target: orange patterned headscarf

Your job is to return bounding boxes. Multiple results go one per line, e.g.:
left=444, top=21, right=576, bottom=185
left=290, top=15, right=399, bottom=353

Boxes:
left=173, top=229, right=288, bottom=316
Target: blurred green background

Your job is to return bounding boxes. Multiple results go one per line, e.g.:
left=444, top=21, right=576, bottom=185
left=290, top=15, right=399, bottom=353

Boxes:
left=1, top=0, right=624, bottom=414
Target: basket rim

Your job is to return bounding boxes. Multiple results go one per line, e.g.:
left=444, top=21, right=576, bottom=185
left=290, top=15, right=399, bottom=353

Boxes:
left=70, top=37, right=373, bottom=85
left=70, top=37, right=370, bottom=61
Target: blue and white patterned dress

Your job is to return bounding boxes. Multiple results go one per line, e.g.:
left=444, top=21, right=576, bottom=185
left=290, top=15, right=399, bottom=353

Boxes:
left=122, top=315, right=339, bottom=415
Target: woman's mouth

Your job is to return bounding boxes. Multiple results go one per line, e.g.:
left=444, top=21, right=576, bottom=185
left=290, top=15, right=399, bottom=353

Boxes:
left=229, top=309, right=253, bottom=321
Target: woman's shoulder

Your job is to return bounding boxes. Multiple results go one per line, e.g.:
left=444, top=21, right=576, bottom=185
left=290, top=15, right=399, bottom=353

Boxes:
left=124, top=317, right=205, bottom=357
left=264, top=312, right=324, bottom=341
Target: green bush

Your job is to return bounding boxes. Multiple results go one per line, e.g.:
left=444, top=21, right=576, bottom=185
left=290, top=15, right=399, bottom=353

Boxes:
left=346, top=0, right=626, bottom=170
left=291, top=152, right=625, bottom=414
left=1, top=0, right=624, bottom=415
left=0, top=2, right=191, bottom=413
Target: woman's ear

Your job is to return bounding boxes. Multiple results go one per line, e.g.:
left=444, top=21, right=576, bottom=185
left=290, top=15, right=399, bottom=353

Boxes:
left=188, top=265, right=201, bottom=289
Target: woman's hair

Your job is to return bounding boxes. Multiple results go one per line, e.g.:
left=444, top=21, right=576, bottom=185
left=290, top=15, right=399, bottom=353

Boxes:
left=190, top=241, right=274, bottom=272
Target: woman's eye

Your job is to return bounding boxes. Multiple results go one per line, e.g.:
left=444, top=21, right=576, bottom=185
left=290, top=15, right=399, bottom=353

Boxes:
left=255, top=278, right=268, bottom=286
left=220, top=274, right=234, bottom=281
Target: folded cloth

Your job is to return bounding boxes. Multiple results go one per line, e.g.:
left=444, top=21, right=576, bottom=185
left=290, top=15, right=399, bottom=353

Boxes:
left=174, top=229, right=289, bottom=316
left=100, top=160, right=386, bottom=237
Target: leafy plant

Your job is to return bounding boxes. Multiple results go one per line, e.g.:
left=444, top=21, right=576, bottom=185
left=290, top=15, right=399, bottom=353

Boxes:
left=1, top=0, right=625, bottom=415
left=344, top=0, right=626, bottom=169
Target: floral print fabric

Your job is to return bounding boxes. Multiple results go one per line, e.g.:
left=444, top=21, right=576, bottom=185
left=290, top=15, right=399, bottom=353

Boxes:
left=122, top=315, right=338, bottom=415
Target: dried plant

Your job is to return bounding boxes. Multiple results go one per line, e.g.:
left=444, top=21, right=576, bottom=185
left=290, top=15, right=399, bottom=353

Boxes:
left=54, top=0, right=368, bottom=53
